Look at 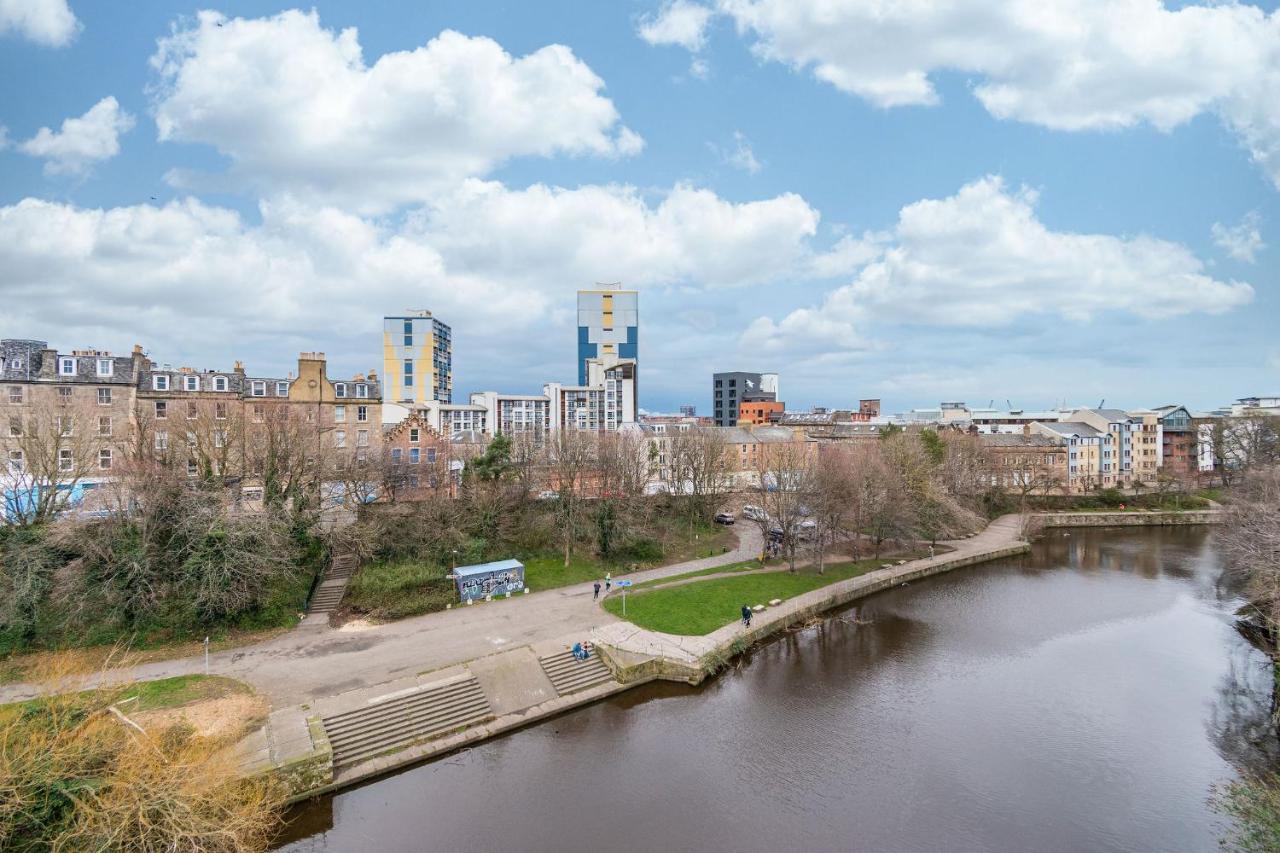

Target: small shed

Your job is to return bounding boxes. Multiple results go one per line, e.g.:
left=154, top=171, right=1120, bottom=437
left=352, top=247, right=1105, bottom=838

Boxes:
left=454, top=558, right=526, bottom=602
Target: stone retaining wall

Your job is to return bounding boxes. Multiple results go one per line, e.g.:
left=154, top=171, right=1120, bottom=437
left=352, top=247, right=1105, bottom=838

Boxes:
left=1036, top=510, right=1221, bottom=528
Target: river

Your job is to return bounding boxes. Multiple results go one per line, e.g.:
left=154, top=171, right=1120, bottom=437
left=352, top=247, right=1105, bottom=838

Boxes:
left=277, top=526, right=1277, bottom=852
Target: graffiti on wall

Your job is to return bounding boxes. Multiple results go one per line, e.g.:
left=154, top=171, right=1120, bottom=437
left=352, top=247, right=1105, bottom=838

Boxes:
left=458, top=568, right=525, bottom=601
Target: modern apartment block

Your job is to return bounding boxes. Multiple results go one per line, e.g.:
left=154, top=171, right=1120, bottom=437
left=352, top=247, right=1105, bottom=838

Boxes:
left=577, top=284, right=637, bottom=385
left=712, top=371, right=778, bottom=427
left=383, top=311, right=452, bottom=406
left=468, top=391, right=552, bottom=437
left=546, top=356, right=637, bottom=433
left=1029, top=408, right=1162, bottom=490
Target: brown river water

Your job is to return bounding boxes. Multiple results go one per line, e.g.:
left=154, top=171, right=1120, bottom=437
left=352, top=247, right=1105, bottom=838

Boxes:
left=277, top=526, right=1277, bottom=853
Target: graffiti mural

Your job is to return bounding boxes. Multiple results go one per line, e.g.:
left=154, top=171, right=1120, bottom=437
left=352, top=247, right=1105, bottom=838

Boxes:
left=455, top=560, right=526, bottom=602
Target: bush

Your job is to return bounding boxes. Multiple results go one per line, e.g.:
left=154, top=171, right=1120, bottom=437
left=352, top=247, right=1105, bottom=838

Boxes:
left=346, top=560, right=455, bottom=620
left=615, top=536, right=663, bottom=562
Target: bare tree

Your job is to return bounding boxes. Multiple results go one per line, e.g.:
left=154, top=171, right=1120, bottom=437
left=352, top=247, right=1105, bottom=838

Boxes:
left=750, top=439, right=815, bottom=571
left=808, top=445, right=858, bottom=573
left=547, top=429, right=597, bottom=567
left=664, top=427, right=732, bottom=519
left=1221, top=465, right=1280, bottom=635
left=4, top=396, right=106, bottom=525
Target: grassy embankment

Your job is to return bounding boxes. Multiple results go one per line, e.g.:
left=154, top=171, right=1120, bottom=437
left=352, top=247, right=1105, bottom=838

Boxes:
left=345, top=520, right=736, bottom=622
left=601, top=555, right=908, bottom=636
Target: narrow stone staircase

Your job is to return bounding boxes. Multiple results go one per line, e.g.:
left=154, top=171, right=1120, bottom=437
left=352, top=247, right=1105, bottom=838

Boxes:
left=307, top=553, right=357, bottom=615
left=323, top=676, right=493, bottom=771
left=538, top=650, right=615, bottom=696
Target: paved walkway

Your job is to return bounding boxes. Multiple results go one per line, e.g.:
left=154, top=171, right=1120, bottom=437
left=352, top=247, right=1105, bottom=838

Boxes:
left=0, top=525, right=763, bottom=707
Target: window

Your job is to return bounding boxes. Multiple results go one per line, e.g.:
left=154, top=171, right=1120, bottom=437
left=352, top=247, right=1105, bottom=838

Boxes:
left=186, top=431, right=197, bottom=449
left=8, top=450, right=23, bottom=473
left=403, top=319, right=413, bottom=346
left=58, top=449, right=73, bottom=472
left=334, top=405, right=346, bottom=423
left=213, top=376, right=228, bottom=392
left=98, top=416, right=111, bottom=437
left=59, top=357, right=75, bottom=376
left=187, top=459, right=198, bottom=477
left=96, top=387, right=112, bottom=406
left=155, top=401, right=167, bottom=419
left=334, top=383, right=347, bottom=398
left=252, top=404, right=265, bottom=423
left=409, top=428, right=419, bottom=443
left=155, top=431, right=169, bottom=451
left=409, top=448, right=420, bottom=464
left=276, top=381, right=289, bottom=397
left=402, top=359, right=413, bottom=388
left=8, top=417, right=21, bottom=437
left=250, top=381, right=265, bottom=397
left=391, top=448, right=402, bottom=462
left=356, top=384, right=368, bottom=399
left=215, top=402, right=227, bottom=420
left=356, top=429, right=369, bottom=447
left=184, top=375, right=199, bottom=392
left=96, top=358, right=113, bottom=377
left=357, top=406, right=368, bottom=423
left=334, top=429, right=346, bottom=448
left=153, top=375, right=169, bottom=391
left=214, top=430, right=226, bottom=449
left=99, top=449, right=112, bottom=470
left=426, top=448, right=437, bottom=463
left=8, top=358, right=22, bottom=371
left=58, top=386, right=72, bottom=400
left=57, top=415, right=73, bottom=437
left=185, top=401, right=198, bottom=420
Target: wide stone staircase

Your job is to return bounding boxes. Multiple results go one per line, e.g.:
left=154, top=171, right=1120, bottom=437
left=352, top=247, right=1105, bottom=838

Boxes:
left=538, top=650, right=615, bottom=696
left=307, top=553, right=357, bottom=615
left=323, top=675, right=493, bottom=771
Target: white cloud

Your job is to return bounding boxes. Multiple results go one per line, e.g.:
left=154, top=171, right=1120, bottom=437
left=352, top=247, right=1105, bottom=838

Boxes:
left=656, top=0, right=1280, bottom=188
left=709, top=130, right=762, bottom=174
left=638, top=1, right=712, bottom=51
left=689, top=58, right=711, bottom=79
left=0, top=0, right=78, bottom=47
left=150, top=10, right=643, bottom=211
left=19, top=96, right=135, bottom=176
left=0, top=180, right=826, bottom=379
left=749, top=176, right=1254, bottom=353
left=1211, top=211, right=1265, bottom=263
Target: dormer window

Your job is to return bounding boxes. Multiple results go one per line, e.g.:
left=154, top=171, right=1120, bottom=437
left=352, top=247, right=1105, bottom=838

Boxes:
left=334, top=383, right=347, bottom=398
left=59, top=357, right=76, bottom=376
left=184, top=375, right=199, bottom=392
left=356, top=384, right=368, bottom=399
left=276, top=381, right=289, bottom=397
left=9, top=358, right=23, bottom=371
left=96, top=358, right=113, bottom=377
left=153, top=375, right=170, bottom=391
left=213, top=376, right=228, bottom=392
left=250, top=381, right=266, bottom=397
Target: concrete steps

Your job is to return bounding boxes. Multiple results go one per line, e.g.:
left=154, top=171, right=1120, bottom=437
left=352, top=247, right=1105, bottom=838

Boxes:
left=307, top=554, right=358, bottom=615
left=539, top=651, right=614, bottom=696
left=323, top=676, right=493, bottom=770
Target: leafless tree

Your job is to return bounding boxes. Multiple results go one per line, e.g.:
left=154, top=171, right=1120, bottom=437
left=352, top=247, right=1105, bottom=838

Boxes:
left=750, top=439, right=815, bottom=571
left=1221, top=465, right=1280, bottom=635
left=3, top=397, right=107, bottom=525
left=807, top=445, right=858, bottom=573
left=664, top=427, right=732, bottom=519
left=547, top=429, right=597, bottom=567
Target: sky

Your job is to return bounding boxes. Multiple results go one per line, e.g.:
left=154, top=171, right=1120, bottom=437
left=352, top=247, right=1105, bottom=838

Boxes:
left=1, top=0, right=1277, bottom=416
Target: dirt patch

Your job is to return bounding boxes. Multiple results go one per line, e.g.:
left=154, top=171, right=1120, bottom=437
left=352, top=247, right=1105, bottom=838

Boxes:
left=338, top=618, right=378, bottom=632
left=136, top=693, right=269, bottom=740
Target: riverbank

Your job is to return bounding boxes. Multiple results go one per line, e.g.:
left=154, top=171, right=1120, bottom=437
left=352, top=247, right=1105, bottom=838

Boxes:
left=253, top=515, right=1032, bottom=799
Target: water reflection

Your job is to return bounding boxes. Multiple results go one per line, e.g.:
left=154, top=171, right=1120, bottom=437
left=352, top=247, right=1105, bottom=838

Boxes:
left=278, top=526, right=1276, bottom=853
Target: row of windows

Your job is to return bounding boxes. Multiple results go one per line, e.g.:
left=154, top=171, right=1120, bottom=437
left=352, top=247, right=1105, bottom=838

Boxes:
left=389, top=448, right=437, bottom=463
left=50, top=356, right=118, bottom=378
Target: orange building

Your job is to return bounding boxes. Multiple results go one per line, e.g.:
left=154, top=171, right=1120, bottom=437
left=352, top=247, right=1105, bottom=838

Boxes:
left=738, top=399, right=784, bottom=426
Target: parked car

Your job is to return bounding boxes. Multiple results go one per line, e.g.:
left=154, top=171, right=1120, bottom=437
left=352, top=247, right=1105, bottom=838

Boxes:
left=714, top=511, right=736, bottom=525
left=768, top=525, right=785, bottom=543
left=795, top=519, right=818, bottom=539
left=742, top=504, right=767, bottom=521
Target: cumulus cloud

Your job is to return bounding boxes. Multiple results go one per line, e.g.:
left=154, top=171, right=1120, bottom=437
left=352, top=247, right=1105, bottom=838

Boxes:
left=1212, top=212, right=1265, bottom=263
left=748, top=176, right=1254, bottom=352
left=650, top=0, right=1280, bottom=188
left=0, top=0, right=78, bottom=47
left=148, top=10, right=643, bottom=211
left=19, top=96, right=135, bottom=175
left=638, top=1, right=712, bottom=51
left=0, top=180, right=828, bottom=378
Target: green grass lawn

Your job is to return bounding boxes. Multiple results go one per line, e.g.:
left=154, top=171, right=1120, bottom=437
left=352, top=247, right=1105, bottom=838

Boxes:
left=602, top=557, right=891, bottom=636
left=0, top=674, right=251, bottom=720
left=628, top=559, right=769, bottom=590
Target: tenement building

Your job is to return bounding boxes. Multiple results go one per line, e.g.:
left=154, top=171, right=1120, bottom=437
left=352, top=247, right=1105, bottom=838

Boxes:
left=1, top=338, right=381, bottom=518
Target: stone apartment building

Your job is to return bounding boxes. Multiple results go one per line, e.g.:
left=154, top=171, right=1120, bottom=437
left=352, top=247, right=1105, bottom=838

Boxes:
left=2, top=339, right=381, bottom=516
left=1029, top=408, right=1164, bottom=492
left=978, top=434, right=1070, bottom=492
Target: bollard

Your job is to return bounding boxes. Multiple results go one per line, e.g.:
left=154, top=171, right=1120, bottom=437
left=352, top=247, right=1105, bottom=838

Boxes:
left=466, top=598, right=473, bottom=606
left=505, top=591, right=511, bottom=599
left=524, top=588, right=530, bottom=594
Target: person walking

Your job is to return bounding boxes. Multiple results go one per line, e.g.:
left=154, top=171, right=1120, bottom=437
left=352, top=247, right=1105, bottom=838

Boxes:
left=741, top=604, right=752, bottom=628
left=593, top=581, right=601, bottom=600
left=605, top=572, right=612, bottom=593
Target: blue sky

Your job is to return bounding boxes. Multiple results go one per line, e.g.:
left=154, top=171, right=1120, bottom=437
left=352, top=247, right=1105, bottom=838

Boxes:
left=1, top=0, right=1276, bottom=415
